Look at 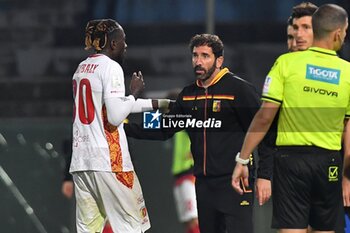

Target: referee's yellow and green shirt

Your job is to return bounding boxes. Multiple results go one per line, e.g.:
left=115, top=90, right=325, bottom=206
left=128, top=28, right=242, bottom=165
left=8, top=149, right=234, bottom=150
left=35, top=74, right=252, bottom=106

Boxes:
left=172, top=131, right=194, bottom=176
left=262, top=47, right=350, bottom=150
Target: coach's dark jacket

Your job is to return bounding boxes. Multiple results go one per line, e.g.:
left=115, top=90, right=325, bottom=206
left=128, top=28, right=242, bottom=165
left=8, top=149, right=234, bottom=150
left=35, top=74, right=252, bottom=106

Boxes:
left=125, top=68, right=273, bottom=179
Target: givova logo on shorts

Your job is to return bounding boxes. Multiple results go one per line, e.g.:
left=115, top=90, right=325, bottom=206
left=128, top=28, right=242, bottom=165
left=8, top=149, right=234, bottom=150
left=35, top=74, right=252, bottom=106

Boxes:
left=328, top=166, right=338, bottom=182
left=306, top=64, right=340, bottom=85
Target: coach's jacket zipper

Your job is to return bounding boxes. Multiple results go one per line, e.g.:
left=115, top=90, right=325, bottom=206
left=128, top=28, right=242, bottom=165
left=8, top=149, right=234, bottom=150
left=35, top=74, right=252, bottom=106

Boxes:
left=203, top=87, right=208, bottom=176
left=195, top=68, right=229, bottom=177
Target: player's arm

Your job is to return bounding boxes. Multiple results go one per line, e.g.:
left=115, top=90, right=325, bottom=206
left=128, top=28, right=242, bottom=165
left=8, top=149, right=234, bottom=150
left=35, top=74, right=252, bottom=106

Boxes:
left=130, top=98, right=172, bottom=113
left=105, top=71, right=144, bottom=126
left=128, top=71, right=172, bottom=113
left=232, top=101, right=280, bottom=195
left=107, top=71, right=170, bottom=123
left=343, top=118, right=350, bottom=207
left=124, top=91, right=184, bottom=140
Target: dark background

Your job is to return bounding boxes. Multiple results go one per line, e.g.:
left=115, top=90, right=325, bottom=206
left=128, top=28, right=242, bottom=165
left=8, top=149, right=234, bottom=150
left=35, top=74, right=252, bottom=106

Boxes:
left=0, top=0, right=349, bottom=232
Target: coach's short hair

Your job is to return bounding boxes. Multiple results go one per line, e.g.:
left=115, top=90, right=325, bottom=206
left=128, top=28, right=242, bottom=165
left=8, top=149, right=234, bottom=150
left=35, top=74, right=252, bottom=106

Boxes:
left=312, top=4, right=348, bottom=40
left=189, top=34, right=224, bottom=58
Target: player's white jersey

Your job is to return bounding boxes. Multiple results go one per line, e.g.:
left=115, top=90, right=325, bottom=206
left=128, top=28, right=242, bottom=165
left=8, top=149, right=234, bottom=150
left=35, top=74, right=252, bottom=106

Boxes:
left=70, top=54, right=133, bottom=173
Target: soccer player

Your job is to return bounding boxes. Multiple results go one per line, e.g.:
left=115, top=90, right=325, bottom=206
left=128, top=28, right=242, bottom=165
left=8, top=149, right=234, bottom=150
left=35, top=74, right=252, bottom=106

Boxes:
left=232, top=4, right=350, bottom=233
left=291, top=2, right=318, bottom=51
left=69, top=19, right=168, bottom=233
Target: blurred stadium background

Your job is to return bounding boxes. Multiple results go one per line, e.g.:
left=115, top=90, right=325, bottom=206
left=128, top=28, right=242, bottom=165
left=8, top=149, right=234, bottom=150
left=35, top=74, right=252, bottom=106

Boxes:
left=0, top=0, right=349, bottom=232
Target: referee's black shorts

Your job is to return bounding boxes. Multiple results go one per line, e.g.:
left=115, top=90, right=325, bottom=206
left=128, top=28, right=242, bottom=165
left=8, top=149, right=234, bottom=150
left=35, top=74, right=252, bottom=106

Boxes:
left=272, top=146, right=343, bottom=231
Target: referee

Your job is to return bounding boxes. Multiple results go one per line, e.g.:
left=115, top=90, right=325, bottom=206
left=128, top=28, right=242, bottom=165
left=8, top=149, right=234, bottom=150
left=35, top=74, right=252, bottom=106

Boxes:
left=232, top=4, right=350, bottom=233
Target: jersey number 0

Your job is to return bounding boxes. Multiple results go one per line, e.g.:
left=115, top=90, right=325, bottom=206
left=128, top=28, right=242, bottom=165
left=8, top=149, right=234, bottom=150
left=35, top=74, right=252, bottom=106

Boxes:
left=73, top=78, right=95, bottom=124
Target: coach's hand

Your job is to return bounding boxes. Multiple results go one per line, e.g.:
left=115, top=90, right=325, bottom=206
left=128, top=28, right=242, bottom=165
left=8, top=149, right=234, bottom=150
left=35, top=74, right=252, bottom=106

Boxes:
left=231, top=163, right=249, bottom=195
left=255, top=178, right=271, bottom=206
left=130, top=71, right=145, bottom=99
left=343, top=175, right=350, bottom=207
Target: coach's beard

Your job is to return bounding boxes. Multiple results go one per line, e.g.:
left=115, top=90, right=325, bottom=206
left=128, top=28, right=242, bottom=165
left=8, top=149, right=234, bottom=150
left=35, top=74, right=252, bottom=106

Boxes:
left=194, top=63, right=216, bottom=83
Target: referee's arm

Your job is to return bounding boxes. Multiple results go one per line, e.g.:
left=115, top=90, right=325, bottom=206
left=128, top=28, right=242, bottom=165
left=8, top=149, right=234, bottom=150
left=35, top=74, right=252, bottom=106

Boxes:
left=343, top=119, right=350, bottom=207
left=232, top=101, right=280, bottom=195
left=239, top=101, right=280, bottom=160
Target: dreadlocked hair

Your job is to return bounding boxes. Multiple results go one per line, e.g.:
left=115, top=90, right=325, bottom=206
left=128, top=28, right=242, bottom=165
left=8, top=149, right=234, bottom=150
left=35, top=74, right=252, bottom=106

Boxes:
left=84, top=19, right=120, bottom=51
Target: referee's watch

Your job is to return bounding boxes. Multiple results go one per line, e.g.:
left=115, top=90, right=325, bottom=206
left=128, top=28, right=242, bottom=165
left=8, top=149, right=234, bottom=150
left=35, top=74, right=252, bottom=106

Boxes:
left=235, top=152, right=250, bottom=165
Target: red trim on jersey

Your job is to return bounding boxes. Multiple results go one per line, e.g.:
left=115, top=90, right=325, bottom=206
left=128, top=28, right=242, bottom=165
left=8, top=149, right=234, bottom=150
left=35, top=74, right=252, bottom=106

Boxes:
left=89, top=54, right=104, bottom=58
left=174, top=174, right=196, bottom=186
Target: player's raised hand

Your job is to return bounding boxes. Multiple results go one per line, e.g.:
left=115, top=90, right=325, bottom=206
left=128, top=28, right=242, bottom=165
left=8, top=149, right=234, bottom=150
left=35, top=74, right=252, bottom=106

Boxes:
left=130, top=71, right=145, bottom=99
